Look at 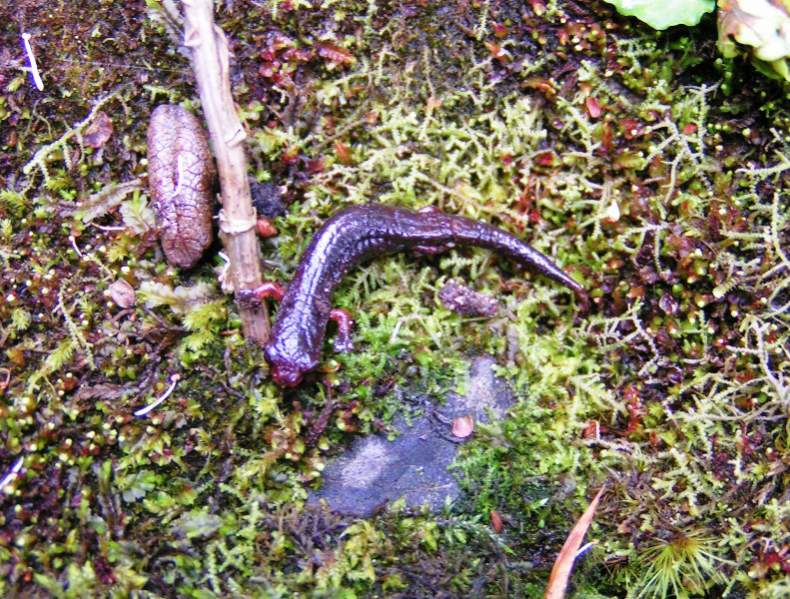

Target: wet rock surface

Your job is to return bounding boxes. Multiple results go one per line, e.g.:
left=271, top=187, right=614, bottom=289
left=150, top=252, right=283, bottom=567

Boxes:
left=310, top=356, right=514, bottom=516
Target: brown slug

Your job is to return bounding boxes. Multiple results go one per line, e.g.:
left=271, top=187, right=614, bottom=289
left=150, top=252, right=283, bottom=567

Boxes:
left=147, top=104, right=215, bottom=268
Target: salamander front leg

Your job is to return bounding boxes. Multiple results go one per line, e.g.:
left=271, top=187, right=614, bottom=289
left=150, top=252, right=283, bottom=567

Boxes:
left=329, top=308, right=354, bottom=353
left=237, top=281, right=286, bottom=306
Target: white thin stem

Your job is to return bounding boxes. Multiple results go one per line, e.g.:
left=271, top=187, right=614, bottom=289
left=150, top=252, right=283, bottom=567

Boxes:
left=134, top=374, right=181, bottom=417
left=21, top=33, right=44, bottom=91
left=0, top=457, right=24, bottom=493
left=92, top=224, right=127, bottom=232
left=69, top=235, right=83, bottom=258
left=575, top=540, right=597, bottom=559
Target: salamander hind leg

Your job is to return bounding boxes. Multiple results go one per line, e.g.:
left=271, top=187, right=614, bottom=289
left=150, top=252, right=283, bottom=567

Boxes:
left=329, top=308, right=354, bottom=353
left=412, top=242, right=456, bottom=255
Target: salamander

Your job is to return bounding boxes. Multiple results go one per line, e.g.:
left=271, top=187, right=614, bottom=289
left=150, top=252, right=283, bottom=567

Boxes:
left=243, top=204, right=588, bottom=387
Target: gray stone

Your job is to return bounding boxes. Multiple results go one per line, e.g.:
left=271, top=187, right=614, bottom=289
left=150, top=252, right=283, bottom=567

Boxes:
left=310, top=356, right=514, bottom=516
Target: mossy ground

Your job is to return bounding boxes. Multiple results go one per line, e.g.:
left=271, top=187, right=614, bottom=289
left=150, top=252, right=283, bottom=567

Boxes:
left=1, top=1, right=788, bottom=597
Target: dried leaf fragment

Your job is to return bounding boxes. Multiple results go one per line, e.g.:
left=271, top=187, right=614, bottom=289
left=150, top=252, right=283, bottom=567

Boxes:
left=439, top=280, right=499, bottom=317
left=317, top=42, right=355, bottom=65
left=585, top=96, right=602, bottom=118
left=334, top=140, right=353, bottom=165
left=147, top=104, right=216, bottom=268
left=485, top=41, right=510, bottom=61
left=544, top=487, right=605, bottom=599
left=83, top=111, right=114, bottom=149
left=452, top=415, right=475, bottom=438
left=107, top=279, right=136, bottom=309
left=490, top=510, right=504, bottom=533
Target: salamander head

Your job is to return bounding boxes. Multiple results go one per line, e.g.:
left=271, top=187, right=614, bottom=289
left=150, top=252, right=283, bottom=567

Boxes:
left=264, top=343, right=316, bottom=387
left=270, top=363, right=303, bottom=387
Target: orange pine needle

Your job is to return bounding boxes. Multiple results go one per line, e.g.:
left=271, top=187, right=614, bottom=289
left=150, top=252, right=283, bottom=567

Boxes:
left=544, top=486, right=605, bottom=599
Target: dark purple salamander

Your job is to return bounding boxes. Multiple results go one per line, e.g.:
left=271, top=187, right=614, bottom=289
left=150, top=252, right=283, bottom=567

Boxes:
left=244, top=204, right=588, bottom=387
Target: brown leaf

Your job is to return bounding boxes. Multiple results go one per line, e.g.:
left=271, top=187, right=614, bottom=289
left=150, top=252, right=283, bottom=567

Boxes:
left=485, top=41, right=509, bottom=61
left=334, top=140, right=353, bottom=165
left=60, top=375, right=78, bottom=392
left=490, top=510, right=504, bottom=533
left=452, top=415, right=474, bottom=438
left=535, top=150, right=557, bottom=167
left=83, top=111, right=114, bottom=149
left=7, top=347, right=26, bottom=367
left=523, top=77, right=556, bottom=98
left=256, top=217, right=278, bottom=238
left=585, top=96, right=602, bottom=119
left=74, top=383, right=132, bottom=401
left=147, top=104, right=215, bottom=268
left=426, top=96, right=443, bottom=111
left=544, top=487, right=605, bottom=599
left=317, top=42, right=355, bottom=65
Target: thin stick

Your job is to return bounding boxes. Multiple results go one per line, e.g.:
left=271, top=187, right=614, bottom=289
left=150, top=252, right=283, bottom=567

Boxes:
left=21, top=33, right=44, bottom=91
left=134, top=374, right=181, bottom=417
left=181, top=0, right=270, bottom=345
left=0, top=457, right=23, bottom=493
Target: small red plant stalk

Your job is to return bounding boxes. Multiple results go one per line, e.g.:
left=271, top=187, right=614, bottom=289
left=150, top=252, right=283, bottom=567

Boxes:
left=622, top=384, right=643, bottom=435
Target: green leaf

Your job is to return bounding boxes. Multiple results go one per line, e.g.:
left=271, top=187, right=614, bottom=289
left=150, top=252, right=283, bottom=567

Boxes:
left=0, top=189, right=27, bottom=216
left=182, top=300, right=226, bottom=332
left=718, top=0, right=790, bottom=81
left=65, top=562, right=97, bottom=598
left=138, top=281, right=216, bottom=314
left=604, top=0, right=715, bottom=30
left=174, top=510, right=223, bottom=539
left=43, top=339, right=75, bottom=373
left=32, top=573, right=63, bottom=597
left=121, top=470, right=159, bottom=503
left=11, top=308, right=31, bottom=332
left=1, top=218, right=13, bottom=239
left=120, top=192, right=156, bottom=234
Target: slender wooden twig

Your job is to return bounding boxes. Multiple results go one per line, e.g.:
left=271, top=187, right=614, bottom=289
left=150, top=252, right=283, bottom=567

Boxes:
left=181, top=0, right=270, bottom=345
